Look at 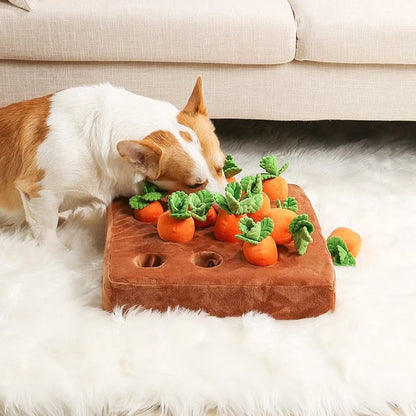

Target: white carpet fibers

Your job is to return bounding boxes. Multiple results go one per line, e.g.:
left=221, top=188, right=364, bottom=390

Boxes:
left=1, top=120, right=416, bottom=416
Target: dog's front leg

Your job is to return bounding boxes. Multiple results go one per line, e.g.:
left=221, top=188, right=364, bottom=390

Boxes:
left=17, top=189, right=63, bottom=248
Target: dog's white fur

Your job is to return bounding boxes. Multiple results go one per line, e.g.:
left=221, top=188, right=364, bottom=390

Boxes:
left=0, top=79, right=227, bottom=245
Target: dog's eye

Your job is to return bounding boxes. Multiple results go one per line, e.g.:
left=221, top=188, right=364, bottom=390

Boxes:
left=188, top=182, right=204, bottom=189
left=188, top=179, right=208, bottom=189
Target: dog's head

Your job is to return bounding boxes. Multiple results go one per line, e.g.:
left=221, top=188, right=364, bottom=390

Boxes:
left=117, top=77, right=228, bottom=194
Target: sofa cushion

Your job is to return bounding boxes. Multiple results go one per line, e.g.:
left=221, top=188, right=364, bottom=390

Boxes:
left=289, top=0, right=416, bottom=64
left=0, top=0, right=296, bottom=65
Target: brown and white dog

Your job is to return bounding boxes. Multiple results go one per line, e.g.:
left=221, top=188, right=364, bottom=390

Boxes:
left=0, top=77, right=228, bottom=245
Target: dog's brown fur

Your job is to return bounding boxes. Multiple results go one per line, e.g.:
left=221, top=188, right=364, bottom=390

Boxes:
left=0, top=95, right=51, bottom=211
left=177, top=78, right=225, bottom=183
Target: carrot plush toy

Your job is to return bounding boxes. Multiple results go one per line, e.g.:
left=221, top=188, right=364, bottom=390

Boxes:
left=157, top=191, right=195, bottom=242
left=129, top=181, right=166, bottom=223
left=214, top=181, right=262, bottom=243
left=236, top=217, right=277, bottom=266
left=327, top=227, right=361, bottom=266
left=188, top=190, right=217, bottom=228
left=223, top=154, right=242, bottom=183
left=259, top=156, right=289, bottom=201
left=266, top=197, right=314, bottom=255
left=241, top=174, right=271, bottom=222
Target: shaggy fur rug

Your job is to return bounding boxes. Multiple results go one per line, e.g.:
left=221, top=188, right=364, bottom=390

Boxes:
left=1, top=120, right=416, bottom=416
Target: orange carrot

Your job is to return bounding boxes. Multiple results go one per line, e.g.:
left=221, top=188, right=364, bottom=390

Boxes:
left=133, top=201, right=164, bottom=223
left=214, top=181, right=262, bottom=243
left=266, top=207, right=297, bottom=245
left=240, top=174, right=271, bottom=223
left=243, top=236, right=277, bottom=266
left=328, top=227, right=361, bottom=258
left=262, top=177, right=288, bottom=202
left=236, top=217, right=277, bottom=266
left=129, top=181, right=166, bottom=223
left=157, top=211, right=195, bottom=243
left=157, top=191, right=195, bottom=242
left=259, top=156, right=289, bottom=201
left=265, top=198, right=314, bottom=255
left=214, top=209, right=246, bottom=243
left=226, top=177, right=236, bottom=183
left=327, top=227, right=361, bottom=267
left=248, top=192, right=271, bottom=222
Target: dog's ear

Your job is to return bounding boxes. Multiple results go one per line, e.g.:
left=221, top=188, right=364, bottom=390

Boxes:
left=117, top=138, right=162, bottom=179
left=182, top=76, right=207, bottom=116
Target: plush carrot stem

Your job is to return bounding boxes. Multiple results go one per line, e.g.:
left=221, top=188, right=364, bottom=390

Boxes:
left=248, top=192, right=271, bottom=222
left=215, top=181, right=261, bottom=215
left=289, top=214, right=314, bottom=255
left=194, top=206, right=217, bottom=228
left=223, top=154, right=242, bottom=180
left=327, top=237, right=355, bottom=266
left=277, top=197, right=298, bottom=212
left=189, top=190, right=215, bottom=226
left=167, top=191, right=191, bottom=219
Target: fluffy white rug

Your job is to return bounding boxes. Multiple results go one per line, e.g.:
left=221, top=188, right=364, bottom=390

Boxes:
left=1, top=120, right=416, bottom=416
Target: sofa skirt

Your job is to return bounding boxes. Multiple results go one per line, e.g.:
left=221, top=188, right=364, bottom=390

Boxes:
left=1, top=60, right=416, bottom=120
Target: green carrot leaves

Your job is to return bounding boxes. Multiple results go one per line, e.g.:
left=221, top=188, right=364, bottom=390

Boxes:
left=224, top=181, right=243, bottom=213
left=260, top=156, right=289, bottom=180
left=236, top=217, right=274, bottom=245
left=240, top=173, right=263, bottom=196
left=275, top=197, right=298, bottom=212
left=289, top=214, right=314, bottom=255
left=239, top=193, right=263, bottom=214
left=214, top=194, right=229, bottom=213
left=167, top=191, right=191, bottom=220
left=282, top=197, right=298, bottom=212
left=223, top=154, right=242, bottom=179
left=327, top=237, right=356, bottom=266
left=215, top=182, right=240, bottom=214
left=129, top=181, right=167, bottom=210
left=215, top=181, right=262, bottom=215
left=188, top=190, right=214, bottom=222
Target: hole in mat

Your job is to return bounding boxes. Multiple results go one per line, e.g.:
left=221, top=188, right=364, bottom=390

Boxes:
left=134, top=253, right=165, bottom=268
left=192, top=251, right=223, bottom=268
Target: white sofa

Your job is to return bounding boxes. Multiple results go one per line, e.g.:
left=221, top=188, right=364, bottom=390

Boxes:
left=1, top=0, right=416, bottom=120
